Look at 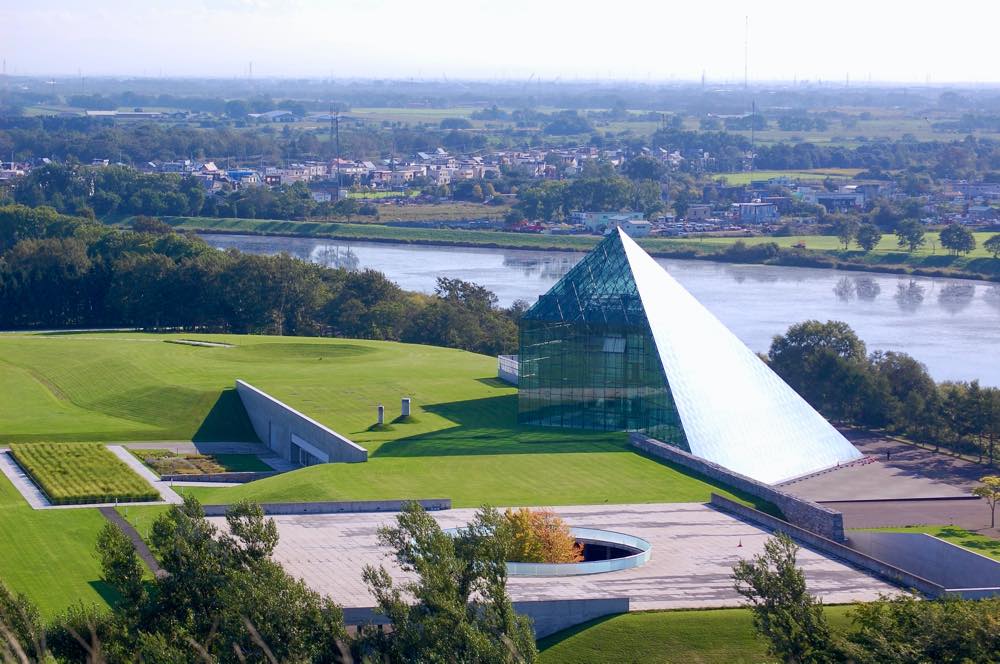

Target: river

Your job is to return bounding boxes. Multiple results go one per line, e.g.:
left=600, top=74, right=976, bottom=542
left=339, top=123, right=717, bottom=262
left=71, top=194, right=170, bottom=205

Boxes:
left=201, top=233, right=1000, bottom=386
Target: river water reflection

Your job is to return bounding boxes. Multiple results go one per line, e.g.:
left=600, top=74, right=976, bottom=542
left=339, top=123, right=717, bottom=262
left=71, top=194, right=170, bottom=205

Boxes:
left=201, top=233, right=1000, bottom=386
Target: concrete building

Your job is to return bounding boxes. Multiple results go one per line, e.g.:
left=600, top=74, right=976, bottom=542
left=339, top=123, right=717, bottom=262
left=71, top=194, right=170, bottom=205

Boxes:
left=737, top=202, right=780, bottom=224
left=570, top=211, right=644, bottom=233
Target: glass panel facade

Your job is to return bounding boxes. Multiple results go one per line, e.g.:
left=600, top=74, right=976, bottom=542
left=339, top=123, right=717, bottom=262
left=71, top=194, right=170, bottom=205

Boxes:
left=517, top=233, right=687, bottom=448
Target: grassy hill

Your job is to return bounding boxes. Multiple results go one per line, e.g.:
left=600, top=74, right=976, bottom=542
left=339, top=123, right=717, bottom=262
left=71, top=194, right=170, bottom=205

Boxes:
left=0, top=333, right=767, bottom=614
left=538, top=606, right=855, bottom=663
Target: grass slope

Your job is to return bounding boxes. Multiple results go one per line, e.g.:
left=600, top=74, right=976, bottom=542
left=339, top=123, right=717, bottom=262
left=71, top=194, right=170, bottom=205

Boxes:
left=10, top=443, right=157, bottom=504
left=0, top=474, right=113, bottom=617
left=0, top=334, right=759, bottom=510
left=538, top=606, right=854, bottom=664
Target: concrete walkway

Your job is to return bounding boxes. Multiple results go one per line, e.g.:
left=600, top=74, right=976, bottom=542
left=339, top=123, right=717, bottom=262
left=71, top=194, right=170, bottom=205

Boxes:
left=99, top=507, right=166, bottom=578
left=0, top=450, right=50, bottom=508
left=107, top=445, right=183, bottom=504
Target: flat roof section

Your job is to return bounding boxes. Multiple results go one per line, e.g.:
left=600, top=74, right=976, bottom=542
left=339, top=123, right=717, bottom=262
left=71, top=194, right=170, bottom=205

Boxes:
left=211, top=503, right=901, bottom=612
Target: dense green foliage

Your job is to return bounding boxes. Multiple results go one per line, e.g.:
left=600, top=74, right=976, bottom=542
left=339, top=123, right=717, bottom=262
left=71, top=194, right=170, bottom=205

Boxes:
left=0, top=204, right=518, bottom=354
left=733, top=534, right=836, bottom=663
left=0, top=498, right=349, bottom=662
left=769, top=320, right=1000, bottom=463
left=358, top=503, right=537, bottom=663
left=8, top=443, right=158, bottom=504
left=538, top=606, right=855, bottom=664
left=732, top=534, right=1000, bottom=664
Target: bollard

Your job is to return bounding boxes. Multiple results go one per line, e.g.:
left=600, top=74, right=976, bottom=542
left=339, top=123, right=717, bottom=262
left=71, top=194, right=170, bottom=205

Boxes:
left=377, top=404, right=384, bottom=425
left=401, top=397, right=411, bottom=418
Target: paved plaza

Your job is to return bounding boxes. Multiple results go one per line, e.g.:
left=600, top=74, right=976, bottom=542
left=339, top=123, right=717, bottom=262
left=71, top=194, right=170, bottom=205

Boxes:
left=213, top=503, right=901, bottom=612
left=780, top=431, right=984, bottom=502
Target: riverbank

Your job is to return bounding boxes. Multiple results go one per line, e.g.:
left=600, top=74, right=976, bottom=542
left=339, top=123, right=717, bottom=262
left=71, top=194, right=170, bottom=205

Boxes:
left=152, top=216, right=1000, bottom=283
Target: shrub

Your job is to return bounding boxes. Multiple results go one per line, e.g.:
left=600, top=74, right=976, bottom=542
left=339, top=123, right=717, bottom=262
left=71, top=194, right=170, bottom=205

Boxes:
left=502, top=508, right=583, bottom=564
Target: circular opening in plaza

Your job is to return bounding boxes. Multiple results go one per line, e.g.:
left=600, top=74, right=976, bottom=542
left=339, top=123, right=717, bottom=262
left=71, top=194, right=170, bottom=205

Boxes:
left=446, top=526, right=652, bottom=577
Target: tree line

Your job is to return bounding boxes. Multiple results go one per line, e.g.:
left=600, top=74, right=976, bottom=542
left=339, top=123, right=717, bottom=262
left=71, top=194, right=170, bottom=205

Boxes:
left=0, top=205, right=519, bottom=356
left=768, top=320, right=1000, bottom=464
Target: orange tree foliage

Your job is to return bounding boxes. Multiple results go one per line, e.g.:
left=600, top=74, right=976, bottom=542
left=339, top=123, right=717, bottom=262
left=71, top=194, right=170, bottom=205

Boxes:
left=502, top=508, right=583, bottom=564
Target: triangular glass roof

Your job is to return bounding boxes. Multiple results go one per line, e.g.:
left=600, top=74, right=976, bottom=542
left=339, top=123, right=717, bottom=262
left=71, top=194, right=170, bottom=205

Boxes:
left=615, top=229, right=863, bottom=484
left=522, top=231, right=645, bottom=326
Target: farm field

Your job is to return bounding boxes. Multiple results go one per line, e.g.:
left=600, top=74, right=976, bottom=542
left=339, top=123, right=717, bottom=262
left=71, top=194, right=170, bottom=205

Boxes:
left=538, top=605, right=854, bottom=664
left=10, top=443, right=158, bottom=504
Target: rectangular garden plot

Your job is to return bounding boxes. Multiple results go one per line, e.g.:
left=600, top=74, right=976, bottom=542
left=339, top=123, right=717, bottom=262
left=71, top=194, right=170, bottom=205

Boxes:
left=9, top=443, right=159, bottom=505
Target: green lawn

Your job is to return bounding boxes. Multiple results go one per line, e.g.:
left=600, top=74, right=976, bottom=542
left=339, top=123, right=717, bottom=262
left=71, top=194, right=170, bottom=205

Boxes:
left=713, top=168, right=864, bottom=185
left=853, top=525, right=1000, bottom=561
left=538, top=605, right=854, bottom=664
left=10, top=443, right=158, bottom=504
left=0, top=473, right=113, bottom=617
left=213, top=453, right=272, bottom=472
left=0, top=333, right=771, bottom=615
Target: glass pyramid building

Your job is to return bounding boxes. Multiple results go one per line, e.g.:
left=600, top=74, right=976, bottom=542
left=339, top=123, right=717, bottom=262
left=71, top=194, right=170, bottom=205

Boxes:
left=518, top=228, right=863, bottom=485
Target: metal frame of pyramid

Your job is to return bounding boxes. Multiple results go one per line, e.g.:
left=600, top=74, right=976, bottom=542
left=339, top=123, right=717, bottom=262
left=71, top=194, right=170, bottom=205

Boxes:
left=518, top=228, right=862, bottom=485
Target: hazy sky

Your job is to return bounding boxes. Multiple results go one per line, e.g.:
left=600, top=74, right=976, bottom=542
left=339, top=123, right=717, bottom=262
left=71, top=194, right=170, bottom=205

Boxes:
left=3, top=0, right=999, bottom=83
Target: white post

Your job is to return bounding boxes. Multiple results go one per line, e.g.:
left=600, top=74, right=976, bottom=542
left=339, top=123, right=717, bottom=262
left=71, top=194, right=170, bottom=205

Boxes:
left=401, top=398, right=411, bottom=418
left=377, top=404, right=384, bottom=425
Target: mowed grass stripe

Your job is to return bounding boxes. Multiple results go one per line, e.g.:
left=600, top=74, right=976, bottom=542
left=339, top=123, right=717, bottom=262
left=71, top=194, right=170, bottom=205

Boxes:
left=9, top=443, right=158, bottom=504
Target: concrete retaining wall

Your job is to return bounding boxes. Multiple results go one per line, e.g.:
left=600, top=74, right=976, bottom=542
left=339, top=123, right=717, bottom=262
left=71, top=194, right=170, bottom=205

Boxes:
left=849, top=531, right=1000, bottom=591
left=631, top=433, right=846, bottom=541
left=161, top=471, right=279, bottom=483
left=343, top=597, right=629, bottom=639
left=710, top=494, right=945, bottom=597
left=235, top=379, right=367, bottom=464
left=202, top=498, right=451, bottom=517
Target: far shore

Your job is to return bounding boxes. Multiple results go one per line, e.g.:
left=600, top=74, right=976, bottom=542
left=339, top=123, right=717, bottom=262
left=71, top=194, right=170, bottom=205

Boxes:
left=158, top=217, right=1000, bottom=285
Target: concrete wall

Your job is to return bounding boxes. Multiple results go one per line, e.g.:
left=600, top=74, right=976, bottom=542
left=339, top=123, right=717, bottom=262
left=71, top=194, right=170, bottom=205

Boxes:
left=235, top=379, right=367, bottom=464
left=161, top=471, right=278, bottom=483
left=202, top=498, right=451, bottom=517
left=710, top=494, right=945, bottom=598
left=631, top=433, right=846, bottom=541
left=849, top=531, right=1000, bottom=591
left=343, top=597, right=629, bottom=639
left=497, top=354, right=519, bottom=385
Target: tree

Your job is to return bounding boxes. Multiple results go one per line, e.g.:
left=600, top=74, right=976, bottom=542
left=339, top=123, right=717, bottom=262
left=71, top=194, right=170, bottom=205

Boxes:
left=894, top=219, right=926, bottom=253
left=855, top=224, right=883, bottom=252
left=359, top=503, right=537, bottom=663
left=832, top=217, right=860, bottom=250
left=0, top=581, right=44, bottom=662
left=732, top=534, right=836, bottom=663
left=96, top=522, right=147, bottom=620
left=984, top=233, right=1000, bottom=259
left=843, top=595, right=1000, bottom=664
left=973, top=476, right=1000, bottom=528
left=939, top=223, right=977, bottom=255
left=622, top=155, right=665, bottom=181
